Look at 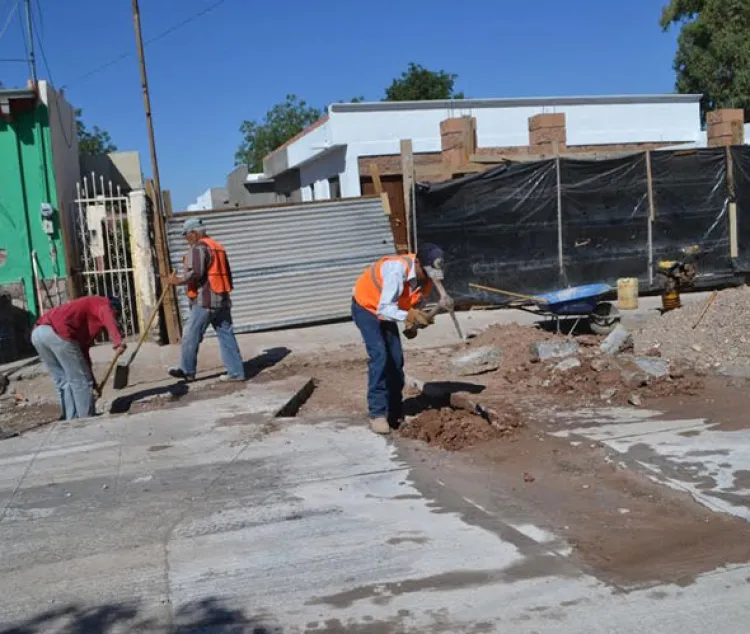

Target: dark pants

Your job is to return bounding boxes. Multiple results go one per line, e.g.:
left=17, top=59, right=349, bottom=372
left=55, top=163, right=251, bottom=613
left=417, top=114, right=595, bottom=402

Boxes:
left=351, top=299, right=405, bottom=422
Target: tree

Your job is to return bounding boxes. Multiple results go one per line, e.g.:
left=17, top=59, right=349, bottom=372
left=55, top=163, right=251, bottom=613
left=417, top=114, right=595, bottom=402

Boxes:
left=75, top=109, right=117, bottom=155
left=384, top=62, right=464, bottom=101
left=661, top=0, right=750, bottom=119
left=235, top=94, right=321, bottom=172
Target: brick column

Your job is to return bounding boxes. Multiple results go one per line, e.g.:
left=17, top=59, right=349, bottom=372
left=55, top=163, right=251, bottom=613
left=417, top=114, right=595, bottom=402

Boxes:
left=440, top=116, right=477, bottom=170
left=707, top=109, right=745, bottom=147
left=529, top=113, right=567, bottom=155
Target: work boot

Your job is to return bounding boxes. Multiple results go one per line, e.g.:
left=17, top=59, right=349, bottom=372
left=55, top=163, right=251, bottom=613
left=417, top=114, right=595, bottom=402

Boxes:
left=369, top=417, right=391, bottom=435
left=168, top=367, right=195, bottom=382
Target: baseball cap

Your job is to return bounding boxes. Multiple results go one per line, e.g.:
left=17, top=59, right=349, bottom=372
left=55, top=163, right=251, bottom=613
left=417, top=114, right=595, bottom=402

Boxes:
left=108, top=296, right=122, bottom=315
left=416, top=243, right=445, bottom=280
left=182, top=217, right=204, bottom=235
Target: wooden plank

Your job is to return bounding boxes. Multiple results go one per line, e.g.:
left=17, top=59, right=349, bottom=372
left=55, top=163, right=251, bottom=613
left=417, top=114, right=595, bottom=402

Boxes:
left=370, top=164, right=383, bottom=194
left=380, top=192, right=392, bottom=216
left=727, top=147, right=739, bottom=258
left=400, top=139, right=414, bottom=252
left=645, top=151, right=656, bottom=286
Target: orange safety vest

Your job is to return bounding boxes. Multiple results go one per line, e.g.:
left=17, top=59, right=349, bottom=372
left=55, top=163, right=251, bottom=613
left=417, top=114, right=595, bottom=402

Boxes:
left=353, top=254, right=432, bottom=316
left=186, top=237, right=233, bottom=299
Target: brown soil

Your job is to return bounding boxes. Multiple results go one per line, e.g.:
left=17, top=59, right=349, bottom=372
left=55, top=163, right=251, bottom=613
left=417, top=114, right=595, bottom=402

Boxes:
left=403, top=426, right=750, bottom=587
left=399, top=408, right=503, bottom=450
left=0, top=398, right=60, bottom=435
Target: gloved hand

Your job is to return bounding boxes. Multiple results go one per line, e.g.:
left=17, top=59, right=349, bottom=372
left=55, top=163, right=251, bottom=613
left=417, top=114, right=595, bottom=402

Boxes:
left=406, top=308, right=433, bottom=329
left=403, top=326, right=419, bottom=340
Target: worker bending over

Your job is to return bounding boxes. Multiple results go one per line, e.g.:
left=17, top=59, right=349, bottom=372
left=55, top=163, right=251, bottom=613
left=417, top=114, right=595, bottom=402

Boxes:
left=168, top=217, right=244, bottom=382
left=31, top=296, right=126, bottom=420
left=352, top=243, right=450, bottom=435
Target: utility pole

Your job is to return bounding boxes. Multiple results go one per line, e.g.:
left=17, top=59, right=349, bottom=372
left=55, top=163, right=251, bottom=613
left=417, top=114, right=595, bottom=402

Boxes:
left=131, top=0, right=179, bottom=344
left=24, top=0, right=37, bottom=84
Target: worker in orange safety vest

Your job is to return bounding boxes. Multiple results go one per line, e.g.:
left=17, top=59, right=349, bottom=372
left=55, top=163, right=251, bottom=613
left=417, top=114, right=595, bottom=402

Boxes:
left=167, top=217, right=244, bottom=382
left=352, top=243, right=451, bottom=435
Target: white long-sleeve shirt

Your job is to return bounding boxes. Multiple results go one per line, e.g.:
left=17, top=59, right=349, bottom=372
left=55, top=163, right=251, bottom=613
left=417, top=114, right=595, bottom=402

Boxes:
left=376, top=259, right=419, bottom=322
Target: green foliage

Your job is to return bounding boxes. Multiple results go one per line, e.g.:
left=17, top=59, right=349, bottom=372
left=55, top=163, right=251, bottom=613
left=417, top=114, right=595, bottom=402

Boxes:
left=384, top=62, right=464, bottom=101
left=234, top=94, right=321, bottom=171
left=661, top=0, right=750, bottom=119
left=75, top=109, right=117, bottom=155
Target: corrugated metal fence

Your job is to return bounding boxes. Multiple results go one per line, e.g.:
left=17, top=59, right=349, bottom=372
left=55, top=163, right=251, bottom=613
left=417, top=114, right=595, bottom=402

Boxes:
left=167, top=196, right=395, bottom=334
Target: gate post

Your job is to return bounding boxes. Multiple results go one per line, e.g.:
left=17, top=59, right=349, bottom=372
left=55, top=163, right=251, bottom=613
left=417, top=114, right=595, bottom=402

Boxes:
left=128, top=189, right=158, bottom=338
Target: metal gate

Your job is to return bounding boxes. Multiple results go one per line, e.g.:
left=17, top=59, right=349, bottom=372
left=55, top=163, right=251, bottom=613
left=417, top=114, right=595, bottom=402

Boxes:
left=71, top=174, right=139, bottom=338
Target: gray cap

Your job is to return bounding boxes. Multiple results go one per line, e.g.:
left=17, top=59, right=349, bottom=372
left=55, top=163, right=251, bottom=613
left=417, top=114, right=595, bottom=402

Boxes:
left=182, top=217, right=204, bottom=235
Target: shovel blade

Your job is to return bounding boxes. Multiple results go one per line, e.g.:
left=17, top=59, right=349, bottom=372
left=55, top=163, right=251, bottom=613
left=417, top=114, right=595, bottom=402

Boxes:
left=112, top=361, right=129, bottom=390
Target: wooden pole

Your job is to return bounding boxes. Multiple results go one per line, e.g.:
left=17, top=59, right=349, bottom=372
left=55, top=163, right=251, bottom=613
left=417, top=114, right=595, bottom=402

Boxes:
left=400, top=139, right=414, bottom=253
left=370, top=163, right=383, bottom=194
left=645, top=150, right=656, bottom=286
left=555, top=155, right=564, bottom=280
left=727, top=146, right=739, bottom=258
left=132, top=0, right=178, bottom=343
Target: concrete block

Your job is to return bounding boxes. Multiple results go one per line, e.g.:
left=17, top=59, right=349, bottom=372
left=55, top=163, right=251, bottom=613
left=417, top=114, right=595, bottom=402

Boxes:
left=450, top=345, right=502, bottom=376
left=600, top=325, right=633, bottom=355
left=634, top=357, right=670, bottom=379
left=528, top=113, right=566, bottom=131
left=530, top=340, right=579, bottom=362
left=554, top=357, right=581, bottom=372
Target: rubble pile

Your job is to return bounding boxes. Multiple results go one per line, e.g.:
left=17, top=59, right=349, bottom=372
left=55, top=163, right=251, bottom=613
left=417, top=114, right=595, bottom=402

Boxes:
left=635, top=287, right=750, bottom=374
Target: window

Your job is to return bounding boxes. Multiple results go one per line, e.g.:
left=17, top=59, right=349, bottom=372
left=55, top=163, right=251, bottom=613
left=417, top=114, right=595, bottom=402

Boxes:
left=328, top=176, right=341, bottom=199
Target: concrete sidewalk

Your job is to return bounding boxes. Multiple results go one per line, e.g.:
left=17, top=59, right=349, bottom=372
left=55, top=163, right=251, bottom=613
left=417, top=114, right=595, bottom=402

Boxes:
left=1, top=376, right=749, bottom=633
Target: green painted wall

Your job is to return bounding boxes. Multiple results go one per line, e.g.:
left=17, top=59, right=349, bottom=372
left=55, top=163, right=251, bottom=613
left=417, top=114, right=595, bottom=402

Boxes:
left=0, top=103, right=67, bottom=318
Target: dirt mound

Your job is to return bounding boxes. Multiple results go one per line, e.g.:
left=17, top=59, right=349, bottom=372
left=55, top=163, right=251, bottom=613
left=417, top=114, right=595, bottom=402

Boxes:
left=399, top=405, right=524, bottom=451
left=635, top=287, right=750, bottom=373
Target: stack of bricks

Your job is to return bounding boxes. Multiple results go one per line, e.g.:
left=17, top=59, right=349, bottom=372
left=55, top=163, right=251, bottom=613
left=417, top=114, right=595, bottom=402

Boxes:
left=440, top=116, right=477, bottom=170
left=529, top=113, right=567, bottom=155
left=707, top=109, right=745, bottom=147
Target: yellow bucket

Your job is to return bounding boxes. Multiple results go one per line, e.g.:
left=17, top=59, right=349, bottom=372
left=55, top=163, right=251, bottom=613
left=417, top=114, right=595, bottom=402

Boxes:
left=662, top=290, right=681, bottom=311
left=617, top=277, right=639, bottom=310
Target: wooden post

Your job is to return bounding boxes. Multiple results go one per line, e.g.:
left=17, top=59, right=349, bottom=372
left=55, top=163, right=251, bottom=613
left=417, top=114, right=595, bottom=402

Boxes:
left=400, top=139, right=414, bottom=253
left=370, top=164, right=383, bottom=194
left=160, top=189, right=181, bottom=341
left=727, top=146, right=739, bottom=258
left=645, top=151, right=656, bottom=286
left=555, top=156, right=564, bottom=279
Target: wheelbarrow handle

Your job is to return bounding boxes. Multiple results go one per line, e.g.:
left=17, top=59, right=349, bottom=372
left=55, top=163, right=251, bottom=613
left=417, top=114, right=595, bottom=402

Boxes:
left=470, top=283, right=548, bottom=305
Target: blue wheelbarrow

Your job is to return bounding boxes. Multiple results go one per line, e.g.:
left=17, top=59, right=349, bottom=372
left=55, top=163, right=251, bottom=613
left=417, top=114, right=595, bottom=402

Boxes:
left=470, top=282, right=620, bottom=335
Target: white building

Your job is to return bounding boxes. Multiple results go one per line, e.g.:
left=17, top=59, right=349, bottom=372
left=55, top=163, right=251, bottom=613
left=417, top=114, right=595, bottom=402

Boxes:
left=257, top=94, right=705, bottom=202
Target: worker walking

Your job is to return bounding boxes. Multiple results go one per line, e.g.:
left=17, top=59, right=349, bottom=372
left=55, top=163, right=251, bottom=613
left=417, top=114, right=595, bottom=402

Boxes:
left=31, top=296, right=126, bottom=420
left=352, top=243, right=449, bottom=435
left=167, top=218, right=244, bottom=382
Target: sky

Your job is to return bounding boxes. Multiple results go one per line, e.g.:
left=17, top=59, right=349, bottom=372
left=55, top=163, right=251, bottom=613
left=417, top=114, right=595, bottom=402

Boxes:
left=0, top=0, right=680, bottom=210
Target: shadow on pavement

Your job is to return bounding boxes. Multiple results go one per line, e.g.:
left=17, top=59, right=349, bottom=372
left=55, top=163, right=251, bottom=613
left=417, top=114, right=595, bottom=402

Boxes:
left=109, top=347, right=291, bottom=415
left=0, top=597, right=281, bottom=634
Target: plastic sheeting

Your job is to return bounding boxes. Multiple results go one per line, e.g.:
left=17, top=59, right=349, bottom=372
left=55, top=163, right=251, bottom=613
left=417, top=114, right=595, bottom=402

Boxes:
left=732, top=146, right=750, bottom=272
left=417, top=147, right=741, bottom=301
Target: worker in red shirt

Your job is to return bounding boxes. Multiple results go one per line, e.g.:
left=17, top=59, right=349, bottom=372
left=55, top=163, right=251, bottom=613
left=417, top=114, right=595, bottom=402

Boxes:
left=31, top=296, right=127, bottom=420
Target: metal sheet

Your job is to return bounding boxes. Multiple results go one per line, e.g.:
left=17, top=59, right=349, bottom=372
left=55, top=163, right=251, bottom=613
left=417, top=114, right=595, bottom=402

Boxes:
left=167, top=197, right=395, bottom=334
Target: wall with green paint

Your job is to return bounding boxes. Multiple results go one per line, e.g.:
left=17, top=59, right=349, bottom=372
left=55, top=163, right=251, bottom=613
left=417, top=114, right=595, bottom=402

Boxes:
left=0, top=100, right=68, bottom=318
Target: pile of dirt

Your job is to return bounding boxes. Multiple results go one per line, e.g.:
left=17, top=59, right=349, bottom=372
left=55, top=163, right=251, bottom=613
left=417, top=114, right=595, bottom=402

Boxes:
left=399, top=407, right=509, bottom=450
left=635, top=287, right=750, bottom=373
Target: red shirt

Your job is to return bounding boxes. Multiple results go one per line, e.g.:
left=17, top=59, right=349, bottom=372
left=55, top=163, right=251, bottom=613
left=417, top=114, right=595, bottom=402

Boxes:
left=36, top=296, right=123, bottom=363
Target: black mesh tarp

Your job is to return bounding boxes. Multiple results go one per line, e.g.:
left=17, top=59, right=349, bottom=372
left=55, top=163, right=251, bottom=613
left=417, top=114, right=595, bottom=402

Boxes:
left=650, top=149, right=730, bottom=282
left=560, top=154, right=649, bottom=287
left=415, top=161, right=558, bottom=301
left=732, top=146, right=750, bottom=272
left=416, top=147, right=736, bottom=300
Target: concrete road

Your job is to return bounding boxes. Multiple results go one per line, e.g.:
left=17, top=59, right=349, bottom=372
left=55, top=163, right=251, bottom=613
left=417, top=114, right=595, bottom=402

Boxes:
left=2, top=377, right=749, bottom=633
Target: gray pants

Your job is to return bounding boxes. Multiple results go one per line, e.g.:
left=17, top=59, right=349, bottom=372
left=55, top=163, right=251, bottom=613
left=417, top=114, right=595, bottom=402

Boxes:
left=31, top=325, right=95, bottom=420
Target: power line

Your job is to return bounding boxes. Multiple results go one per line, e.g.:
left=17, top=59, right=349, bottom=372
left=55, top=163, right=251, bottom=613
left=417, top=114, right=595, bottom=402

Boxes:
left=0, top=0, right=20, bottom=43
left=62, top=0, right=228, bottom=89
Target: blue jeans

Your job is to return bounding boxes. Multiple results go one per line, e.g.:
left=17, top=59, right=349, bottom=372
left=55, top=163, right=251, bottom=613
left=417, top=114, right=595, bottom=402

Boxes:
left=351, top=299, right=404, bottom=422
left=31, top=325, right=95, bottom=420
left=180, top=305, right=244, bottom=378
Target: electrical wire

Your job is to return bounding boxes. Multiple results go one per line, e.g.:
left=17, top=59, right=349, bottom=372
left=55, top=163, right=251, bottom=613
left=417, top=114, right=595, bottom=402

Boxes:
left=63, top=0, right=228, bottom=89
left=0, top=0, right=20, bottom=43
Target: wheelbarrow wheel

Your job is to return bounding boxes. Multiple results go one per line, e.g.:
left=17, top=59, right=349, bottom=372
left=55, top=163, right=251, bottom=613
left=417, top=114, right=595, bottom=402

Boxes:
left=589, top=302, right=620, bottom=335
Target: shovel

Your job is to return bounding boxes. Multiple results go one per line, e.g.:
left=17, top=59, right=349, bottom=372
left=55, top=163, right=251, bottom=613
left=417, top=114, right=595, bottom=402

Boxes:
left=95, top=349, right=125, bottom=397
left=113, top=281, right=172, bottom=390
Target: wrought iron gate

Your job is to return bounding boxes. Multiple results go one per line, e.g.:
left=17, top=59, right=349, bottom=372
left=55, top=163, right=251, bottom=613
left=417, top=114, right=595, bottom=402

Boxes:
left=72, top=174, right=139, bottom=338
